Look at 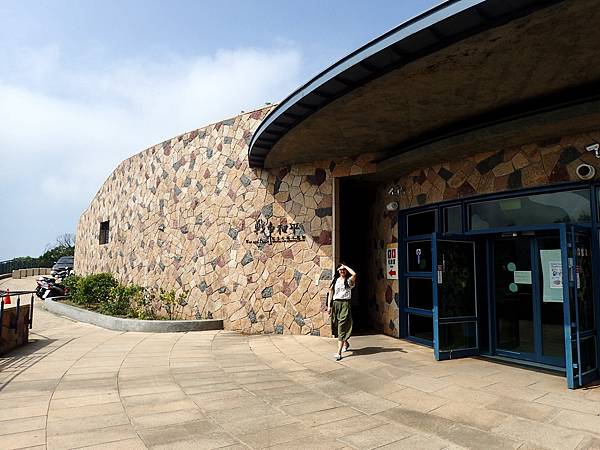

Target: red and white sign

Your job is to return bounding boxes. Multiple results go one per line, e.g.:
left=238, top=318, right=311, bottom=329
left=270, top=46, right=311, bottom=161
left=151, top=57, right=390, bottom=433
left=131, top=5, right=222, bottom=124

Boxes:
left=386, top=243, right=398, bottom=280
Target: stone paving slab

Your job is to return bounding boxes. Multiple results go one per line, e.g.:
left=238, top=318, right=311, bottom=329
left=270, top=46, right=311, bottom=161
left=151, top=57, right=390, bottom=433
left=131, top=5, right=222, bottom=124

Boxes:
left=0, top=428, right=46, bottom=449
left=2, top=277, right=600, bottom=449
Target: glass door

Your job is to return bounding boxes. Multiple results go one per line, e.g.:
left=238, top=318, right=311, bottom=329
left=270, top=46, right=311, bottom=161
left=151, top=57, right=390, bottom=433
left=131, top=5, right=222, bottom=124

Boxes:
left=565, top=225, right=598, bottom=388
left=537, top=235, right=566, bottom=366
left=432, top=235, right=478, bottom=360
left=404, top=239, right=434, bottom=346
left=492, top=232, right=565, bottom=367
left=493, top=236, right=536, bottom=361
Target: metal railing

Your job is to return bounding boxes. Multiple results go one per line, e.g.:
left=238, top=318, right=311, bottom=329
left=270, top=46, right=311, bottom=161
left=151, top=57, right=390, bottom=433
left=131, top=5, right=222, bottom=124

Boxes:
left=0, top=291, right=35, bottom=339
left=0, top=259, right=51, bottom=276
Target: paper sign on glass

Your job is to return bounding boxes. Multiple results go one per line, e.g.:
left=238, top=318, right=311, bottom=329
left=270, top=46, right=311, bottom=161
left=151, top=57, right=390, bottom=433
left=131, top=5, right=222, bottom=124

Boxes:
left=513, top=271, right=532, bottom=284
left=549, top=261, right=562, bottom=289
left=540, top=249, right=563, bottom=303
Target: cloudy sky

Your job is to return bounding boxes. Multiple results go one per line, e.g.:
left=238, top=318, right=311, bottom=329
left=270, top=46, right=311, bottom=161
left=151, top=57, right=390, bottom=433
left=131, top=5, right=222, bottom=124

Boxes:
left=0, top=0, right=438, bottom=261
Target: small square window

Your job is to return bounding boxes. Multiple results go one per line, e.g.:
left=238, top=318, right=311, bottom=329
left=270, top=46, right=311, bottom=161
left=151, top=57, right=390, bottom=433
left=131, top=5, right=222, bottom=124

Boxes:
left=406, top=210, right=436, bottom=236
left=99, top=221, right=110, bottom=245
left=443, top=205, right=462, bottom=234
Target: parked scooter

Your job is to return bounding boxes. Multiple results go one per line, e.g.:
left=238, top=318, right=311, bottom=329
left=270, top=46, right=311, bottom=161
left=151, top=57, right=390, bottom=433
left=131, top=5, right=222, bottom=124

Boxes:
left=35, top=275, right=67, bottom=300
left=51, top=267, right=73, bottom=282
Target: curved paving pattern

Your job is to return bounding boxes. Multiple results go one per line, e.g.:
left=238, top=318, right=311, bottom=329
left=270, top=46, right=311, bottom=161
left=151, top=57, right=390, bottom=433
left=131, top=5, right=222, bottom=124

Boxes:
left=2, top=282, right=600, bottom=449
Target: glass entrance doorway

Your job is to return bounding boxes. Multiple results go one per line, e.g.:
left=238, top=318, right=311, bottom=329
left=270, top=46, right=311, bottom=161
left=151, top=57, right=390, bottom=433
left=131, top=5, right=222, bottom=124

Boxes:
left=432, top=238, right=478, bottom=360
left=489, top=225, right=598, bottom=387
left=492, top=234, right=565, bottom=367
left=399, top=185, right=600, bottom=389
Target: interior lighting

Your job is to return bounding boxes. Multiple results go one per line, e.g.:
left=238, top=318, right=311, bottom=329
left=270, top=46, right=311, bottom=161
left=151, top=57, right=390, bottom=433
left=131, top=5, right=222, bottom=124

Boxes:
left=585, top=143, right=600, bottom=158
left=388, top=185, right=404, bottom=196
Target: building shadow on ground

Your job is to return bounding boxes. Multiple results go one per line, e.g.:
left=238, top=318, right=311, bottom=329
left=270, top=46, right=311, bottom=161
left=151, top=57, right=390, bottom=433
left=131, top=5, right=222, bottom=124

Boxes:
left=582, top=380, right=600, bottom=391
left=349, top=346, right=407, bottom=356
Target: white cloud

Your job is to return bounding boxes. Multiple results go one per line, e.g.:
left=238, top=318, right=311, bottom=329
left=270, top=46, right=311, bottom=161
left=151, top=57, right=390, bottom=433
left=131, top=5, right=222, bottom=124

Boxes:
left=0, top=45, right=303, bottom=260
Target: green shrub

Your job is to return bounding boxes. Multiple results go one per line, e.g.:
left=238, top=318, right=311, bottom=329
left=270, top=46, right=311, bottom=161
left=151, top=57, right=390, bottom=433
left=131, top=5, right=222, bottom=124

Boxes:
left=64, top=272, right=190, bottom=320
left=78, top=273, right=118, bottom=307
left=130, top=287, right=158, bottom=320
left=100, top=284, right=142, bottom=317
left=159, top=289, right=176, bottom=320
left=62, top=274, right=83, bottom=301
left=158, top=289, right=189, bottom=320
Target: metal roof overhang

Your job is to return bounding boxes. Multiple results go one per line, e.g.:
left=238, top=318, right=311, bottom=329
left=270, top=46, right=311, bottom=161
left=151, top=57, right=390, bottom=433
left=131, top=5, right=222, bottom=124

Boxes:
left=248, top=0, right=600, bottom=173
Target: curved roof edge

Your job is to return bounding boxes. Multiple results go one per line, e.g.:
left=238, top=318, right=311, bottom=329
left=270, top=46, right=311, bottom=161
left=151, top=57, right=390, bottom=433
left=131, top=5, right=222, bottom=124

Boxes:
left=248, top=0, right=562, bottom=168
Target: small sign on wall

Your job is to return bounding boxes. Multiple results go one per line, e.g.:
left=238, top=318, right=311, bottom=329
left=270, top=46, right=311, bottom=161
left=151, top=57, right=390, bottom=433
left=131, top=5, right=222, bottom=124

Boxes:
left=386, top=243, right=398, bottom=280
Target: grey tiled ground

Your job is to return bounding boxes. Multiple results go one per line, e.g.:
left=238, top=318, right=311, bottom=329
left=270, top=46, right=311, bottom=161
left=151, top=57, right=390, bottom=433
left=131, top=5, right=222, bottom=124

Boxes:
left=2, top=278, right=600, bottom=449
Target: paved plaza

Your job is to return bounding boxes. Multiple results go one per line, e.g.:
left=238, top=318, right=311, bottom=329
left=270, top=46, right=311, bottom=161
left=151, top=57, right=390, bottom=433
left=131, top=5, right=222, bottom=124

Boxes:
left=1, top=278, right=600, bottom=449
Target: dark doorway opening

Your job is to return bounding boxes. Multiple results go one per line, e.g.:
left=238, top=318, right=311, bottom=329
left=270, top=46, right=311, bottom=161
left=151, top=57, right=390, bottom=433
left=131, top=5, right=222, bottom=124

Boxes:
left=339, top=178, right=377, bottom=333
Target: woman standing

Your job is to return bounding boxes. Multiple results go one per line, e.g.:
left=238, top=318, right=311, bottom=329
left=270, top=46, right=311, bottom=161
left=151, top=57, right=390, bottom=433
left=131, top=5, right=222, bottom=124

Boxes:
left=327, top=263, right=357, bottom=360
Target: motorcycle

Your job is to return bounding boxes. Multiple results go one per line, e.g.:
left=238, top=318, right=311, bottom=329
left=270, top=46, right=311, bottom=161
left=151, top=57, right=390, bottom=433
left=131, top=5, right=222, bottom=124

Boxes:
left=35, top=275, right=67, bottom=300
left=51, top=267, right=73, bottom=282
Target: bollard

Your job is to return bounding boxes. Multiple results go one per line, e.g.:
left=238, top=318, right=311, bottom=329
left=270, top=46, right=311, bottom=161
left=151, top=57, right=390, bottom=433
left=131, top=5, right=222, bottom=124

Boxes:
left=11, top=296, right=20, bottom=330
left=29, top=294, right=34, bottom=329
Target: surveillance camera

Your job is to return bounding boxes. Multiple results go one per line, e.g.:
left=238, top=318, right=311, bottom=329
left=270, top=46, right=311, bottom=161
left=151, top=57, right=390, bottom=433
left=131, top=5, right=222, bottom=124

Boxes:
left=386, top=201, right=399, bottom=211
left=576, top=163, right=596, bottom=180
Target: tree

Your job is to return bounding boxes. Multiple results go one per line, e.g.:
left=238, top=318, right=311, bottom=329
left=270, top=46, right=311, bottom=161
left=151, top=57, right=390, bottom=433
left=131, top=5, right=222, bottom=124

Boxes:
left=38, top=233, right=76, bottom=266
left=55, top=233, right=75, bottom=248
left=45, top=233, right=75, bottom=252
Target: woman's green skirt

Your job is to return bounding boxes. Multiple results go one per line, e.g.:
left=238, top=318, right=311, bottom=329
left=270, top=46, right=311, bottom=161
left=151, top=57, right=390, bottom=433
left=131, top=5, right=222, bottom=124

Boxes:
left=331, top=300, right=353, bottom=341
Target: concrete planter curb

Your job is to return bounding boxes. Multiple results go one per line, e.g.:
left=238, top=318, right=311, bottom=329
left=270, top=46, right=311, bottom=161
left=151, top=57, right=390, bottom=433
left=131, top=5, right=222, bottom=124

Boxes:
left=42, top=297, right=223, bottom=333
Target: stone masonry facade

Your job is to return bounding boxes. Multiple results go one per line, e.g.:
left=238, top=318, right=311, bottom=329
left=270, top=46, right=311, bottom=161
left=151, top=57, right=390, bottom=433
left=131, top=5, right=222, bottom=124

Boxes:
left=395, top=131, right=600, bottom=208
left=75, top=107, right=376, bottom=335
left=76, top=103, right=600, bottom=338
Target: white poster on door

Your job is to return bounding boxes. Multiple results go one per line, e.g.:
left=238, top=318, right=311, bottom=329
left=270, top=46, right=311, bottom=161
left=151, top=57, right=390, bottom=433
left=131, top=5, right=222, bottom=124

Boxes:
left=540, top=249, right=563, bottom=303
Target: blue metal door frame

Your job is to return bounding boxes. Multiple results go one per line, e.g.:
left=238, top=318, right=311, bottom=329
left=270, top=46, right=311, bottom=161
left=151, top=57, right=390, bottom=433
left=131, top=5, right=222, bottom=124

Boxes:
left=466, top=223, right=573, bottom=371
left=432, top=233, right=479, bottom=360
left=469, top=223, right=599, bottom=387
left=396, top=182, right=600, bottom=388
left=564, top=224, right=599, bottom=388
left=592, top=187, right=600, bottom=387
left=489, top=231, right=565, bottom=367
left=561, top=224, right=575, bottom=388
left=399, top=210, right=437, bottom=346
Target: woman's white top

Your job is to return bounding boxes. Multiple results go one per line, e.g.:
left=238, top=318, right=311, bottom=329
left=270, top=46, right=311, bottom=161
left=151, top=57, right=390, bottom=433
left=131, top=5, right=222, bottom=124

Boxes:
left=333, top=277, right=354, bottom=300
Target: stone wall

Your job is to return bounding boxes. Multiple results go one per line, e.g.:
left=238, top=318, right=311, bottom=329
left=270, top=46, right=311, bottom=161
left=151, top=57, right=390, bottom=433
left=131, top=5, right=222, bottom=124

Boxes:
left=11, top=268, right=51, bottom=279
left=367, top=129, right=600, bottom=338
left=75, top=107, right=376, bottom=335
left=396, top=131, right=600, bottom=208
